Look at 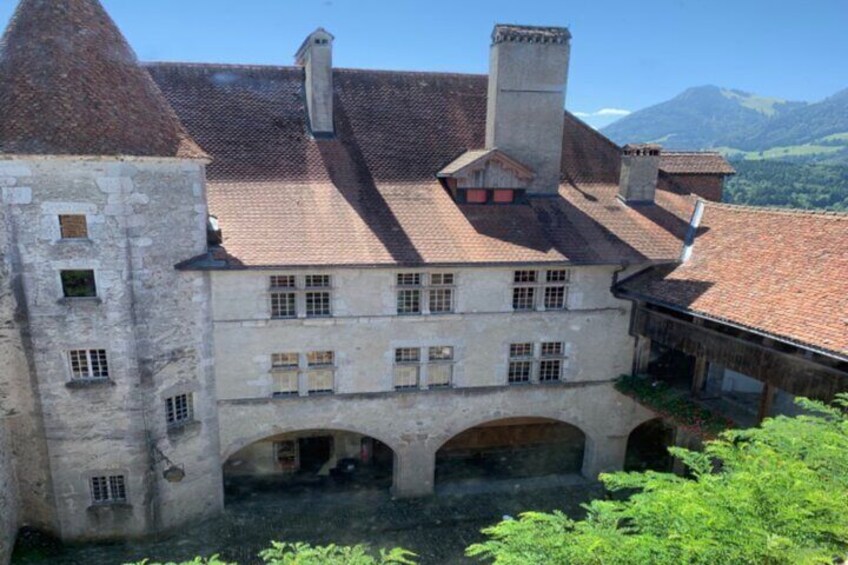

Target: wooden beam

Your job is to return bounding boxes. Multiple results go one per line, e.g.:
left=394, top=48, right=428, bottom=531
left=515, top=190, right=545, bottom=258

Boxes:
left=691, top=356, right=708, bottom=398
left=757, top=384, right=775, bottom=423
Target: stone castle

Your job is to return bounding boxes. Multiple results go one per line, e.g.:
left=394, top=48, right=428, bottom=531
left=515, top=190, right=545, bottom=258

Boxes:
left=1, top=0, right=846, bottom=561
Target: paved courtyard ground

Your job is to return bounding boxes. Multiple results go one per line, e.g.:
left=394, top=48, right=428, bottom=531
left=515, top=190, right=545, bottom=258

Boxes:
left=13, top=475, right=603, bottom=565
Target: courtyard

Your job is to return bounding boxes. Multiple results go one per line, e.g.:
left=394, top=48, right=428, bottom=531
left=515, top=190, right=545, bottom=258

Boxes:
left=12, top=475, right=603, bottom=565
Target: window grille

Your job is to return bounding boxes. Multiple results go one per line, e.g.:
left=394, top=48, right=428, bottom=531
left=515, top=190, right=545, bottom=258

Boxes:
left=165, top=393, right=193, bottom=426
left=508, top=343, right=534, bottom=383
left=90, top=475, right=126, bottom=504
left=512, top=269, right=570, bottom=311
left=69, top=349, right=109, bottom=380
left=305, top=291, right=331, bottom=317
left=268, top=275, right=333, bottom=318
left=397, top=272, right=455, bottom=315
left=507, top=342, right=567, bottom=384
left=270, top=292, right=296, bottom=318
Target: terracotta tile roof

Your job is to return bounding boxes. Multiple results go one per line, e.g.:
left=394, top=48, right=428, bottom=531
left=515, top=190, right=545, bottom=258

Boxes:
left=660, top=152, right=735, bottom=175
left=618, top=203, right=848, bottom=360
left=0, top=0, right=205, bottom=159
left=147, top=62, right=702, bottom=268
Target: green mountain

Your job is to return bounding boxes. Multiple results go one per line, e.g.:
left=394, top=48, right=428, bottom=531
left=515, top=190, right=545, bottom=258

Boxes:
left=601, top=85, right=848, bottom=211
left=600, top=85, right=805, bottom=150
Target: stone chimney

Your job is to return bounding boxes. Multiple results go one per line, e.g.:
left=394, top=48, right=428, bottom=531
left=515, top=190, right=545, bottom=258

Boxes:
left=295, top=28, right=334, bottom=136
left=618, top=144, right=662, bottom=203
left=485, top=25, right=571, bottom=195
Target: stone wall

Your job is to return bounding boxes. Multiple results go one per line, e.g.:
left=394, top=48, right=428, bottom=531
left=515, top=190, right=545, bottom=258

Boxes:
left=0, top=422, right=18, bottom=565
left=0, top=158, right=222, bottom=541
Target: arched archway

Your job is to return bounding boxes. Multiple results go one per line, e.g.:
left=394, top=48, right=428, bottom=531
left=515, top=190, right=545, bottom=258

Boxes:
left=222, top=428, right=396, bottom=501
left=435, top=417, right=587, bottom=485
left=624, top=418, right=675, bottom=472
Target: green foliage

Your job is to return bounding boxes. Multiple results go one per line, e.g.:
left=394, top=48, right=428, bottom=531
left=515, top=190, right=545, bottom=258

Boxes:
left=466, top=394, right=848, bottom=564
left=128, top=557, right=234, bottom=565
left=127, top=543, right=416, bottom=565
left=724, top=160, right=848, bottom=210
left=259, top=541, right=416, bottom=564
left=615, top=375, right=733, bottom=438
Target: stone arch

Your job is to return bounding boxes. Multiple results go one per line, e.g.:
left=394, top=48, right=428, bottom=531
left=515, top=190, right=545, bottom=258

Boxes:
left=222, top=423, right=400, bottom=463
left=624, top=417, right=676, bottom=472
left=434, top=416, right=588, bottom=484
left=433, top=412, right=593, bottom=452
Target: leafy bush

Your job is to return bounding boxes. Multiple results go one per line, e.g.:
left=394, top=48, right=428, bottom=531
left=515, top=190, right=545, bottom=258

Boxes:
left=127, top=543, right=416, bottom=565
left=466, top=395, right=848, bottom=564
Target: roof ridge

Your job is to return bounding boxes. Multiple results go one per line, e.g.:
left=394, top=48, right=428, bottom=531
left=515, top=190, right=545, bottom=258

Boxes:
left=663, top=151, right=725, bottom=156
left=143, top=60, right=487, bottom=79
left=705, top=200, right=848, bottom=218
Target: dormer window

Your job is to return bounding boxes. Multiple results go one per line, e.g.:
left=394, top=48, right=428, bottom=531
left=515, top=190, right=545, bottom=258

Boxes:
left=437, top=148, right=534, bottom=206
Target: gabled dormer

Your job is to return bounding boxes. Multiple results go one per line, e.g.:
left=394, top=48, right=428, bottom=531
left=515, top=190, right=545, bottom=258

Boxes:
left=437, top=148, right=534, bottom=204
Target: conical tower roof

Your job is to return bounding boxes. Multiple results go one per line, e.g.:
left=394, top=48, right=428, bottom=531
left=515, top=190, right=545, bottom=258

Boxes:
left=0, top=0, right=207, bottom=159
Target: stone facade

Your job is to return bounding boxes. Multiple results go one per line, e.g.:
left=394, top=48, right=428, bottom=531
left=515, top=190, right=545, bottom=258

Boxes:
left=0, top=157, right=221, bottom=543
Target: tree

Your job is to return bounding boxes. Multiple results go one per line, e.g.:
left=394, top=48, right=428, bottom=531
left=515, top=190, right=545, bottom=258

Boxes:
left=466, top=395, right=848, bottom=564
left=128, top=542, right=416, bottom=565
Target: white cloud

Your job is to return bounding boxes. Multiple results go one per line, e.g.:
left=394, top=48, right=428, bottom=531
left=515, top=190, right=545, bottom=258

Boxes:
left=574, top=108, right=631, bottom=118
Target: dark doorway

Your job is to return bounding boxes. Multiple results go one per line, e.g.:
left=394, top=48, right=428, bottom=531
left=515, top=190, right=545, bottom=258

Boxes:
left=435, top=418, right=586, bottom=484
left=625, top=418, right=675, bottom=472
left=298, top=436, right=333, bottom=473
left=648, top=342, right=696, bottom=390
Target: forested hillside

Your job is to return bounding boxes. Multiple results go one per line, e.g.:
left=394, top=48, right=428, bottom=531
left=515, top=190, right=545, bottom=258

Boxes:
left=724, top=160, right=848, bottom=211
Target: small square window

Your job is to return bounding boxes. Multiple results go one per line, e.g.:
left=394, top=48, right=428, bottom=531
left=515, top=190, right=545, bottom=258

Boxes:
left=512, top=287, right=535, bottom=311
left=493, top=190, right=514, bottom=203
left=466, top=189, right=487, bottom=203
left=59, top=215, right=88, bottom=239
left=90, top=474, right=126, bottom=504
left=514, top=270, right=537, bottom=283
left=305, top=274, right=331, bottom=288
left=271, top=292, right=296, bottom=318
left=305, top=291, right=331, bottom=317
left=508, top=361, right=532, bottom=383
left=270, top=275, right=296, bottom=289
left=69, top=349, right=109, bottom=380
left=165, top=393, right=193, bottom=427
left=429, top=288, right=453, bottom=313
left=61, top=270, right=97, bottom=298
left=395, top=348, right=420, bottom=364
left=272, top=352, right=299, bottom=369
left=539, top=359, right=562, bottom=382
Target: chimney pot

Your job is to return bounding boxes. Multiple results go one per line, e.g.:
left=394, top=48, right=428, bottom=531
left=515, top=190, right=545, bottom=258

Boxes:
left=619, top=143, right=662, bottom=203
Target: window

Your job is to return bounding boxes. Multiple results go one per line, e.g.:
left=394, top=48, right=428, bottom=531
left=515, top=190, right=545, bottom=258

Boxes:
left=269, top=274, right=333, bottom=319
left=397, top=273, right=455, bottom=315
left=271, top=292, right=296, bottom=319
left=493, top=189, right=514, bottom=203
left=90, top=475, right=126, bottom=504
left=271, top=352, right=300, bottom=397
left=271, top=352, right=299, bottom=369
left=507, top=342, right=567, bottom=384
left=508, top=343, right=533, bottom=384
left=306, top=351, right=334, bottom=393
left=466, top=189, right=487, bottom=203
left=165, top=393, right=193, bottom=427
left=59, top=215, right=88, bottom=239
left=61, top=270, right=96, bottom=298
left=512, top=269, right=570, bottom=311
left=539, top=341, right=565, bottom=382
left=69, top=349, right=109, bottom=380
left=396, top=273, right=422, bottom=315
left=427, top=346, right=453, bottom=387
left=394, top=348, right=420, bottom=389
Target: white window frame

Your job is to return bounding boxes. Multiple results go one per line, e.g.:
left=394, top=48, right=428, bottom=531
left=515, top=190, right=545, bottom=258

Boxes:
left=511, top=269, right=570, bottom=312
left=269, top=274, right=333, bottom=319
left=68, top=349, right=109, bottom=380
left=426, top=346, right=454, bottom=388
left=270, top=351, right=335, bottom=396
left=396, top=272, right=456, bottom=316
left=506, top=341, right=568, bottom=385
left=165, top=393, right=194, bottom=427
left=393, top=347, right=422, bottom=389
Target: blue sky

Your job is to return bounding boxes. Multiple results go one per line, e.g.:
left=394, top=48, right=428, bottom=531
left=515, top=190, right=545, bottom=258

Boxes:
left=1, top=0, right=846, bottom=128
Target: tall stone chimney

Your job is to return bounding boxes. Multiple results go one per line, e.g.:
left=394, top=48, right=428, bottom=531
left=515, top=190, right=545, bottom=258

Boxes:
left=485, top=25, right=571, bottom=195
left=618, top=144, right=662, bottom=203
left=295, top=28, right=334, bottom=136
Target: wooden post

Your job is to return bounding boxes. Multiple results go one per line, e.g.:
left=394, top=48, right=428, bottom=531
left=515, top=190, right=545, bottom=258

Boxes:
left=633, top=335, right=651, bottom=375
left=757, top=383, right=775, bottom=423
left=691, top=356, right=708, bottom=398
